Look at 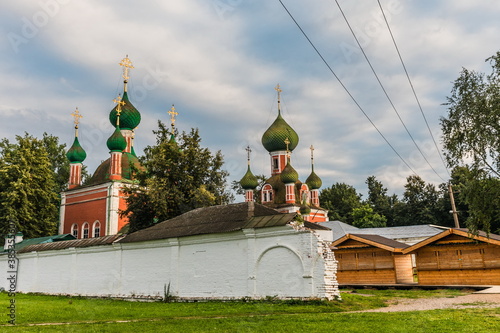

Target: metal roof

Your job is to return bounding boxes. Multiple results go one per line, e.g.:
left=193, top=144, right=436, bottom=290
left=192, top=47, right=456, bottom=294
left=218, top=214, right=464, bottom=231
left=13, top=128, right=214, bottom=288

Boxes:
left=318, top=221, right=446, bottom=244
left=18, top=235, right=124, bottom=253
left=3, top=234, right=76, bottom=252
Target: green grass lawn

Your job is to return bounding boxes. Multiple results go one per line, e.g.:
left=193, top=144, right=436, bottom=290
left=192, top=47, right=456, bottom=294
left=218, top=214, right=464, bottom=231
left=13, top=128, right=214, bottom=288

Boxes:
left=1, top=290, right=499, bottom=332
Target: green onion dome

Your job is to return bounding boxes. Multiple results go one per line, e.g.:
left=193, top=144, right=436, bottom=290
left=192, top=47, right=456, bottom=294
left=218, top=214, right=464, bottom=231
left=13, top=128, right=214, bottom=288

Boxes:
left=109, top=92, right=141, bottom=130
left=305, top=168, right=322, bottom=190
left=261, top=112, right=299, bottom=152
left=240, top=165, right=259, bottom=190
left=107, top=126, right=127, bottom=152
left=299, top=202, right=311, bottom=216
left=280, top=159, right=299, bottom=184
left=66, top=136, right=87, bottom=163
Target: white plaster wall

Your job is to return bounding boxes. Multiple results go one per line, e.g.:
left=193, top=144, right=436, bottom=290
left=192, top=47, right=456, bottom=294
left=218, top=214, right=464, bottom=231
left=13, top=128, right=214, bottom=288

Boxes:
left=1, top=226, right=333, bottom=299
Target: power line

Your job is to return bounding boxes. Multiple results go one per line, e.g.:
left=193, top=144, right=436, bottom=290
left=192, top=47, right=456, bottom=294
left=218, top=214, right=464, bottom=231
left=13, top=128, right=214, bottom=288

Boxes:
left=277, top=0, right=418, bottom=175
left=377, top=0, right=451, bottom=177
left=333, top=0, right=447, bottom=183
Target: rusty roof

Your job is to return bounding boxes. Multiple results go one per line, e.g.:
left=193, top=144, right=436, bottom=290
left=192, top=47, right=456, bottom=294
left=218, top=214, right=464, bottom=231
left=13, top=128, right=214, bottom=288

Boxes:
left=120, top=202, right=297, bottom=243
left=18, top=235, right=124, bottom=253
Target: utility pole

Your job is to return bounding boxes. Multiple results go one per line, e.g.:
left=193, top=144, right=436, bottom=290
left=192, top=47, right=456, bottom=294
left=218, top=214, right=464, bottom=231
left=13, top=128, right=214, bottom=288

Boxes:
left=448, top=183, right=460, bottom=228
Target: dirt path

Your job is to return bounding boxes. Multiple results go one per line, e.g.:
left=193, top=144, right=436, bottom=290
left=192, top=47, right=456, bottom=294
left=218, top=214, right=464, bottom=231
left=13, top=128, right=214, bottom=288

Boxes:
left=359, top=292, right=500, bottom=312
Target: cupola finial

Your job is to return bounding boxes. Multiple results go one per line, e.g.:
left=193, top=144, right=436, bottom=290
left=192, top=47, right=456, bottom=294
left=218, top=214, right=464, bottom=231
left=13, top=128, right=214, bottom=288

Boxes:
left=284, top=137, right=291, bottom=159
left=310, top=145, right=315, bottom=168
left=119, top=55, right=134, bottom=92
left=275, top=83, right=282, bottom=113
left=71, top=107, right=83, bottom=136
left=168, top=104, right=178, bottom=131
left=113, top=94, right=125, bottom=127
left=245, top=145, right=252, bottom=166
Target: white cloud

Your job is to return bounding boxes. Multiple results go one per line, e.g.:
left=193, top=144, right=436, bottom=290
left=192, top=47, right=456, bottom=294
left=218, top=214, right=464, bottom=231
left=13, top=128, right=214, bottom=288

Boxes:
left=1, top=0, right=499, bottom=199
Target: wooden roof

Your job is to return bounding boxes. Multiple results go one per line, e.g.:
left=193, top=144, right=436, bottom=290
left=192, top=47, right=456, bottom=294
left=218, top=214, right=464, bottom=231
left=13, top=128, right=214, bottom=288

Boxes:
left=330, top=233, right=409, bottom=252
left=402, top=228, right=500, bottom=254
left=120, top=202, right=297, bottom=243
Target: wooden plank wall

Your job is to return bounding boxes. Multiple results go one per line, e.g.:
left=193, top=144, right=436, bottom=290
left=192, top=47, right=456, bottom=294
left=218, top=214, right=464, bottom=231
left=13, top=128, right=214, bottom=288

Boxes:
left=335, top=248, right=413, bottom=284
left=418, top=269, right=500, bottom=285
left=394, top=254, right=414, bottom=284
left=337, top=269, right=396, bottom=284
left=415, top=243, right=500, bottom=285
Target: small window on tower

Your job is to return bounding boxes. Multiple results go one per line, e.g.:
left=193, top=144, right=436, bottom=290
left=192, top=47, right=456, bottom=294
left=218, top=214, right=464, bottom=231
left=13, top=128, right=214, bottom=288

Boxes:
left=82, top=222, right=89, bottom=239
left=273, top=157, right=279, bottom=170
left=71, top=224, right=78, bottom=238
left=93, top=221, right=100, bottom=238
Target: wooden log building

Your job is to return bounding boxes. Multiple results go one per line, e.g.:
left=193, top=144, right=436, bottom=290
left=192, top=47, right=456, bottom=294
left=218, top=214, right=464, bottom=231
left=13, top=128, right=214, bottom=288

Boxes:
left=331, top=234, right=414, bottom=285
left=403, top=228, right=500, bottom=285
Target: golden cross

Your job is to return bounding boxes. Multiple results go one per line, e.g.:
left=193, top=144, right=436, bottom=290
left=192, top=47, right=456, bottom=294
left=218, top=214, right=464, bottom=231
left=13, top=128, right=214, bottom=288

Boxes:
left=284, top=137, right=290, bottom=156
left=119, top=55, right=134, bottom=81
left=168, top=104, right=178, bottom=127
left=274, top=83, right=282, bottom=94
left=71, top=107, right=83, bottom=128
left=275, top=84, right=282, bottom=112
left=113, top=94, right=126, bottom=117
left=245, top=145, right=252, bottom=164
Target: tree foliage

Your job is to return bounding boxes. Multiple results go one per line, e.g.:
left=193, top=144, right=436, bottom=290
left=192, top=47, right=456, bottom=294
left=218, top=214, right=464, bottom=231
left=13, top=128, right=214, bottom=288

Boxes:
left=364, top=175, right=397, bottom=226
left=319, top=182, right=362, bottom=223
left=451, top=167, right=500, bottom=234
left=441, top=52, right=500, bottom=176
left=0, top=134, right=60, bottom=238
left=352, top=204, right=387, bottom=228
left=393, top=175, right=441, bottom=226
left=441, top=51, right=500, bottom=233
left=122, top=122, right=233, bottom=232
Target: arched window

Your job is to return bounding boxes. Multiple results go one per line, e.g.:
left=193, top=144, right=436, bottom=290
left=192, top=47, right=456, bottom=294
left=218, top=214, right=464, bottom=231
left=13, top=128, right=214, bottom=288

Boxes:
left=71, top=224, right=78, bottom=238
left=261, top=184, right=274, bottom=203
left=82, top=222, right=89, bottom=239
left=93, top=221, right=100, bottom=238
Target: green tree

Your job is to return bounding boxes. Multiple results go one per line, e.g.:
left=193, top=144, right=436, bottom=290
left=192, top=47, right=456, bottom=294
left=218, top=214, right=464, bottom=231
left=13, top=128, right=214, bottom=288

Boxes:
left=453, top=167, right=500, bottom=234
left=122, top=122, right=233, bottom=232
left=319, top=182, right=362, bottom=223
left=352, top=204, right=387, bottom=228
left=393, top=175, right=440, bottom=226
left=441, top=52, right=500, bottom=176
left=0, top=134, right=59, bottom=238
left=364, top=176, right=396, bottom=226
left=441, top=51, right=500, bottom=233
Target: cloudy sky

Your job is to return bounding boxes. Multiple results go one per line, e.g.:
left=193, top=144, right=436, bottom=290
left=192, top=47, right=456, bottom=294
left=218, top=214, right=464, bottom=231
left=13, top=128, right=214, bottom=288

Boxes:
left=1, top=0, right=499, bottom=200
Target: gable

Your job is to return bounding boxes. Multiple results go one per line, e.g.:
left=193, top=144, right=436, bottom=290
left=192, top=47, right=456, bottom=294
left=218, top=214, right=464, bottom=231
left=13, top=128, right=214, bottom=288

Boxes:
left=403, top=228, right=500, bottom=254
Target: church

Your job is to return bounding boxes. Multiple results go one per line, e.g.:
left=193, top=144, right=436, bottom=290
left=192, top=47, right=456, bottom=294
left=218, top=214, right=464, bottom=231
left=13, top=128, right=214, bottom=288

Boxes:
left=240, top=84, right=328, bottom=222
left=59, top=56, right=143, bottom=239
left=59, top=57, right=328, bottom=240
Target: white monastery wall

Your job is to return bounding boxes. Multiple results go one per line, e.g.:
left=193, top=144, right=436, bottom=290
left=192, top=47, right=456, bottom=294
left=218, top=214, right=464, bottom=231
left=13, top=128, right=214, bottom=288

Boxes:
left=2, top=226, right=339, bottom=299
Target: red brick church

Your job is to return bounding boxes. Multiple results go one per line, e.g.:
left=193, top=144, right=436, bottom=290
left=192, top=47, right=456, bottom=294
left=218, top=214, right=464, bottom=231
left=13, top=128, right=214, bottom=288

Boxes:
left=59, top=56, right=142, bottom=238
